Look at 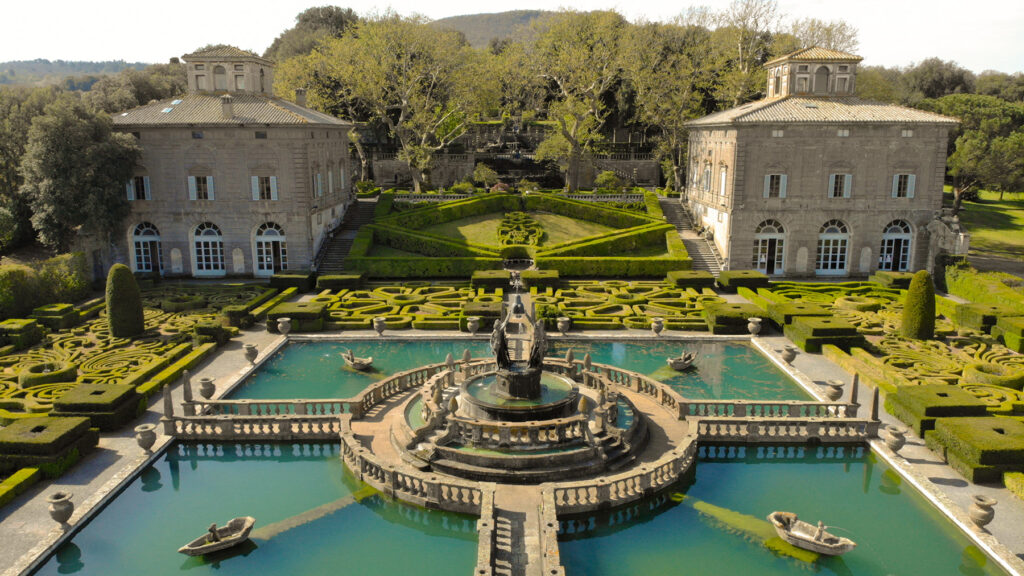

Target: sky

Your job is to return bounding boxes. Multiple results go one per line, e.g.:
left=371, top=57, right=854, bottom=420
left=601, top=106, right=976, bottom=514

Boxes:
left=1, top=0, right=1022, bottom=73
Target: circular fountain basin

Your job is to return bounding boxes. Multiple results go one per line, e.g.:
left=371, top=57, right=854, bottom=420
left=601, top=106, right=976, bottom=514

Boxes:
left=460, top=371, right=578, bottom=422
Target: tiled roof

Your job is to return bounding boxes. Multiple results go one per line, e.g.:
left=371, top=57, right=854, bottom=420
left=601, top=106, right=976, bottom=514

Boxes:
left=111, top=93, right=350, bottom=127
left=685, top=96, right=958, bottom=126
left=183, top=46, right=263, bottom=60
left=765, top=46, right=862, bottom=66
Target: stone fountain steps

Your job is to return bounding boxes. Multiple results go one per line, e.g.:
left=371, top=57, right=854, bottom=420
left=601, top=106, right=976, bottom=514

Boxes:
left=430, top=450, right=606, bottom=484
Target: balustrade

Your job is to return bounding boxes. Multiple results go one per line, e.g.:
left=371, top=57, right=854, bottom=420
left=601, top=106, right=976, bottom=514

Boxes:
left=681, top=400, right=855, bottom=419
left=694, top=418, right=878, bottom=443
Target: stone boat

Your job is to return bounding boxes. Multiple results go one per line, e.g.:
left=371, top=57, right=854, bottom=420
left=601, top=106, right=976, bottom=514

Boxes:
left=767, top=511, right=856, bottom=556
left=666, top=352, right=697, bottom=371
left=178, top=517, right=255, bottom=556
left=342, top=350, right=374, bottom=371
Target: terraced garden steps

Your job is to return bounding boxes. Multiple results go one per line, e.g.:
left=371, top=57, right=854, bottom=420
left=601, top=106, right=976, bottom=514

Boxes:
left=658, top=198, right=722, bottom=276
left=317, top=199, right=378, bottom=274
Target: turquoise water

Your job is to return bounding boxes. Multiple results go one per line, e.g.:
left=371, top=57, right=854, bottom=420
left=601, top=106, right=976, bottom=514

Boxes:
left=550, top=340, right=809, bottom=400
left=233, top=340, right=806, bottom=402
left=559, top=444, right=1005, bottom=575
left=35, top=443, right=477, bottom=576
left=465, top=372, right=574, bottom=406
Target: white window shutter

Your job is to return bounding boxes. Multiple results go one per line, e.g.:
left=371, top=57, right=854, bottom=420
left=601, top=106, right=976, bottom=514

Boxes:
left=187, top=176, right=197, bottom=201
left=328, top=171, right=334, bottom=194
left=843, top=174, right=852, bottom=198
left=207, top=176, right=215, bottom=200
left=143, top=176, right=151, bottom=200
left=251, top=176, right=260, bottom=201
left=780, top=174, right=788, bottom=198
left=126, top=181, right=134, bottom=201
left=763, top=175, right=771, bottom=198
left=270, top=176, right=278, bottom=201
left=908, top=174, right=916, bottom=198
left=827, top=174, right=836, bottom=197
left=891, top=175, right=899, bottom=198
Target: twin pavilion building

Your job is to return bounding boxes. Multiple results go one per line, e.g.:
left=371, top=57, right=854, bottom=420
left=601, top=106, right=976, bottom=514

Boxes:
left=107, top=46, right=964, bottom=279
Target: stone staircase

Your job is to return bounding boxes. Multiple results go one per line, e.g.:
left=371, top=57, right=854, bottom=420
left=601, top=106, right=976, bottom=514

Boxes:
left=315, top=198, right=377, bottom=274
left=658, top=197, right=724, bottom=276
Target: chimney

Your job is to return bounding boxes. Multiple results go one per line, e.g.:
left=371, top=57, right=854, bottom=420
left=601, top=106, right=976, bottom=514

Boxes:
left=294, top=88, right=307, bottom=108
left=220, top=94, right=233, bottom=119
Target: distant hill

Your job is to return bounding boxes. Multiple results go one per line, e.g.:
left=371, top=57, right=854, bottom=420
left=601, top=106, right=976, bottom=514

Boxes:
left=431, top=10, right=552, bottom=48
left=0, top=59, right=151, bottom=86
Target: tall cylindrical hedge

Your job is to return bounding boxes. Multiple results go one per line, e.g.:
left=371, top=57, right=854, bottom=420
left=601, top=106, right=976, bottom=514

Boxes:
left=900, top=270, right=935, bottom=339
left=105, top=264, right=144, bottom=337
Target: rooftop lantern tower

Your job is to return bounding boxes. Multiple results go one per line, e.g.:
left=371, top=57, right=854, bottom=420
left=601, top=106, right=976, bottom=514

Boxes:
left=764, top=47, right=863, bottom=99
left=182, top=45, right=275, bottom=95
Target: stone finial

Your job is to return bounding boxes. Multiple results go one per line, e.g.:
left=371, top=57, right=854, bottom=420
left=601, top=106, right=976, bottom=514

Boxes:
left=445, top=353, right=455, bottom=371
left=565, top=348, right=575, bottom=364
left=182, top=369, right=193, bottom=403
left=448, top=396, right=459, bottom=414
left=583, top=353, right=592, bottom=371
left=162, top=383, right=173, bottom=418
left=577, top=395, right=590, bottom=414
left=433, top=382, right=443, bottom=404
left=462, top=348, right=472, bottom=364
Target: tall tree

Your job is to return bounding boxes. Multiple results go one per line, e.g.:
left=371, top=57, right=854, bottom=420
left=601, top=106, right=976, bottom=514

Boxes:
left=904, top=58, right=975, bottom=101
left=714, top=0, right=780, bottom=106
left=264, top=6, right=359, bottom=62
left=789, top=18, right=859, bottom=52
left=531, top=10, right=627, bottom=190
left=18, top=96, right=140, bottom=251
left=84, top=62, right=186, bottom=113
left=622, top=20, right=716, bottom=191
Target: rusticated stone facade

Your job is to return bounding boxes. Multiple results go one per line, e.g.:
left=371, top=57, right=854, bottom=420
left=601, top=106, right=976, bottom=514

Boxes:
left=111, top=46, right=353, bottom=278
left=684, top=47, right=962, bottom=277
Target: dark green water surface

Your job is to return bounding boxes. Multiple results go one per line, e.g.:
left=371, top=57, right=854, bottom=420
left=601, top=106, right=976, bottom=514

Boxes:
left=35, top=443, right=477, bottom=576
left=559, top=444, right=1005, bottom=575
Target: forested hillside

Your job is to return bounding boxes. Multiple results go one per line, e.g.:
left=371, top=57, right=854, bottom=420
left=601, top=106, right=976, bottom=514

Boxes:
left=431, top=10, right=551, bottom=48
left=0, top=59, right=150, bottom=86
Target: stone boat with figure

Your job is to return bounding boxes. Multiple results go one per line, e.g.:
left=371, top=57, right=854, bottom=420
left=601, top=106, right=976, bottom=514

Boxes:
left=342, top=350, right=374, bottom=371
left=767, top=511, right=856, bottom=556
left=178, top=517, right=256, bottom=556
left=666, top=352, right=697, bottom=371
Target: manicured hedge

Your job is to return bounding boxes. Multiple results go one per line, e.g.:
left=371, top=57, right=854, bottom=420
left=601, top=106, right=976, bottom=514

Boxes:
left=666, top=270, right=715, bottom=289
left=959, top=362, right=1024, bottom=390
left=136, top=342, right=217, bottom=397
left=52, top=383, right=140, bottom=431
left=522, top=270, right=560, bottom=290
left=784, top=316, right=865, bottom=353
left=346, top=256, right=504, bottom=278
left=0, top=416, right=98, bottom=478
left=18, top=361, right=78, bottom=388
left=766, top=302, right=831, bottom=328
left=535, top=223, right=673, bottom=257
left=702, top=302, right=761, bottom=334
left=460, top=300, right=503, bottom=331
left=106, top=264, right=145, bottom=338
left=251, top=287, right=297, bottom=320
left=267, top=301, right=328, bottom=333
left=30, top=303, right=81, bottom=331
left=868, top=270, right=915, bottom=288
left=925, top=417, right=1024, bottom=484
left=316, top=274, right=365, bottom=291
left=716, top=270, right=770, bottom=292
left=993, top=316, right=1024, bottom=353
left=955, top=303, right=1016, bottom=333
left=471, top=270, right=511, bottom=290
left=535, top=256, right=691, bottom=278
left=0, top=319, right=42, bottom=350
left=900, top=270, right=935, bottom=340
left=270, top=272, right=317, bottom=293
left=161, top=294, right=207, bottom=312
left=0, top=253, right=90, bottom=321
left=374, top=190, right=394, bottom=218
left=369, top=225, right=499, bottom=257
left=523, top=194, right=654, bottom=228
left=0, top=467, right=41, bottom=508
left=945, top=265, right=1024, bottom=315
left=884, top=384, right=988, bottom=436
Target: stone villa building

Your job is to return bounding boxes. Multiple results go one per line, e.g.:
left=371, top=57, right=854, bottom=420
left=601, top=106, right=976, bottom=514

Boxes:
left=110, top=46, right=353, bottom=278
left=685, top=47, right=966, bottom=277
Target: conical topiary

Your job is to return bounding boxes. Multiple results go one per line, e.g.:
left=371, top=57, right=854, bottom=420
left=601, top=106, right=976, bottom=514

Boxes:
left=899, top=270, right=935, bottom=339
left=106, top=263, right=145, bottom=337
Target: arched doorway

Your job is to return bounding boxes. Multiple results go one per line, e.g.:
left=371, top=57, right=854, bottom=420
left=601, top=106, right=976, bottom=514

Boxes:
left=193, top=222, right=225, bottom=276
left=879, top=220, right=913, bottom=271
left=132, top=222, right=162, bottom=274
left=815, top=219, right=849, bottom=276
left=814, top=66, right=829, bottom=94
left=254, top=222, right=287, bottom=276
left=753, top=219, right=785, bottom=275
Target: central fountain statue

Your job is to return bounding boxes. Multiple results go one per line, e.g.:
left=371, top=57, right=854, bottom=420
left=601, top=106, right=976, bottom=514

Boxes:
left=489, top=315, right=547, bottom=400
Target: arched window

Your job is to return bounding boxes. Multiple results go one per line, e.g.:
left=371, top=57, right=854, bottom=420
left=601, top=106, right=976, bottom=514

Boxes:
left=259, top=68, right=265, bottom=92
left=132, top=222, right=162, bottom=273
left=193, top=222, right=225, bottom=274
left=254, top=222, right=287, bottom=276
left=816, top=219, right=849, bottom=275
left=879, top=220, right=913, bottom=272
left=773, top=74, right=781, bottom=96
left=753, top=220, right=785, bottom=275
left=814, top=66, right=829, bottom=94
left=214, top=66, right=227, bottom=91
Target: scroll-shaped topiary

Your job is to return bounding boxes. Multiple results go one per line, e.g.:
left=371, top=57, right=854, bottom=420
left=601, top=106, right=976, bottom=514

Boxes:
left=105, top=264, right=144, bottom=338
left=900, top=270, right=935, bottom=340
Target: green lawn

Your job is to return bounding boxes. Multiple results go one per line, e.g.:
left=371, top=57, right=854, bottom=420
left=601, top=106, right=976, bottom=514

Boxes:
left=946, top=188, right=1024, bottom=261
left=421, top=211, right=615, bottom=247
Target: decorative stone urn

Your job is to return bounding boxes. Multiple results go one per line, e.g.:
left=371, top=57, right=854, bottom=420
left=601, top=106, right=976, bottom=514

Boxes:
left=198, top=377, right=215, bottom=400
left=747, top=317, right=762, bottom=336
left=781, top=345, right=798, bottom=364
left=277, top=317, right=292, bottom=335
left=243, top=344, right=258, bottom=365
left=557, top=317, right=571, bottom=336
left=47, top=491, right=74, bottom=525
left=884, top=425, right=906, bottom=454
left=466, top=316, right=481, bottom=336
left=651, top=317, right=665, bottom=336
left=969, top=495, right=997, bottom=529
left=824, top=379, right=844, bottom=401
left=373, top=316, right=387, bottom=336
left=134, top=423, right=157, bottom=453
